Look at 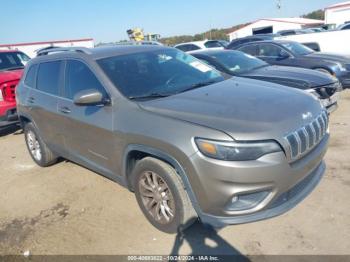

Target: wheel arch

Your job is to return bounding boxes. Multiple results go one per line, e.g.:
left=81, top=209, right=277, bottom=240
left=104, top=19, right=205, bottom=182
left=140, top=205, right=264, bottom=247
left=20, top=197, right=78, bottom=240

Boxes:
left=18, top=114, right=33, bottom=128
left=312, top=66, right=334, bottom=75
left=123, top=144, right=202, bottom=215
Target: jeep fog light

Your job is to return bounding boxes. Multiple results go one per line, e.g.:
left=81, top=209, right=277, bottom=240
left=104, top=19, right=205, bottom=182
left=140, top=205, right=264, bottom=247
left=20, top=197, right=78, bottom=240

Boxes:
left=226, top=191, right=270, bottom=211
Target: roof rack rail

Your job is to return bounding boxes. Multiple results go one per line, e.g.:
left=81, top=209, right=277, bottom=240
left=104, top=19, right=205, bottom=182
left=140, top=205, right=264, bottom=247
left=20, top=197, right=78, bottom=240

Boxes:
left=36, top=46, right=92, bottom=56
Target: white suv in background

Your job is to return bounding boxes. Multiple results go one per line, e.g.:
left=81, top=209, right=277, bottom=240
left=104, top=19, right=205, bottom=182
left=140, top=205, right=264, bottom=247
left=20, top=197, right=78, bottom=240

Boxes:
left=174, top=40, right=224, bottom=53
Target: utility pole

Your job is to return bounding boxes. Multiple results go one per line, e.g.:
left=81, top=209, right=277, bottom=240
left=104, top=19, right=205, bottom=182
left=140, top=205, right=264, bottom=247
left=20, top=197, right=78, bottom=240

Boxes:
left=276, top=0, right=282, bottom=10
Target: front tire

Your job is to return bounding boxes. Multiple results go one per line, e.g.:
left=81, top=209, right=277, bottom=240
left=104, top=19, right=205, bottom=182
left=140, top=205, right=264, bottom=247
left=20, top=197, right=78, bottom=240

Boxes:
left=24, top=122, right=58, bottom=167
left=132, top=157, right=197, bottom=233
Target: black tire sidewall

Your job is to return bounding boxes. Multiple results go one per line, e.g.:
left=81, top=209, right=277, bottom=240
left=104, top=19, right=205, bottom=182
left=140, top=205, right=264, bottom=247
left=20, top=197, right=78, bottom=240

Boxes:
left=133, top=159, right=185, bottom=234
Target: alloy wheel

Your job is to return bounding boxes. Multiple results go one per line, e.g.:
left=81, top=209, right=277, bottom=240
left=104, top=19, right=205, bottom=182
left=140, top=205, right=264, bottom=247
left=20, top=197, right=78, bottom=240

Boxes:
left=138, top=171, right=175, bottom=224
left=27, top=131, right=42, bottom=161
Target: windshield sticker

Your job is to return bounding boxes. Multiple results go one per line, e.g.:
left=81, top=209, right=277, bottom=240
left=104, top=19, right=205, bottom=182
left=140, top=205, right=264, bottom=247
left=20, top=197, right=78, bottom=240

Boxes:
left=190, top=61, right=212, bottom=73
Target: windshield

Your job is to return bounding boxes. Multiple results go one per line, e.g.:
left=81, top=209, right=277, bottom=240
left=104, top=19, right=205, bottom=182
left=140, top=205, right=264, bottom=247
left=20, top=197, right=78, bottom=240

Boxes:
left=98, top=49, right=224, bottom=99
left=211, top=51, right=268, bottom=74
left=0, top=52, right=30, bottom=71
left=281, top=42, right=314, bottom=55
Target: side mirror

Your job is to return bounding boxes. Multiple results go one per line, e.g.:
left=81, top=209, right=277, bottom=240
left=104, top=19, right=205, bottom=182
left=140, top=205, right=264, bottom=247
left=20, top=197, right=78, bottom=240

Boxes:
left=73, top=89, right=109, bottom=106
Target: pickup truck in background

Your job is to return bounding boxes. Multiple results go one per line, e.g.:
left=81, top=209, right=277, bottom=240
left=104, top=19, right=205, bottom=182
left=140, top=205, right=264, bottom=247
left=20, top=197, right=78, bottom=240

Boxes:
left=277, top=30, right=350, bottom=56
left=0, top=50, right=30, bottom=129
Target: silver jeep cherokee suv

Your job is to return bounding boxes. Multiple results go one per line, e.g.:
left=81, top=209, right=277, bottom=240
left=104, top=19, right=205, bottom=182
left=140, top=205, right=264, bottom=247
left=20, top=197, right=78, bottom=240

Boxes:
left=16, top=46, right=329, bottom=233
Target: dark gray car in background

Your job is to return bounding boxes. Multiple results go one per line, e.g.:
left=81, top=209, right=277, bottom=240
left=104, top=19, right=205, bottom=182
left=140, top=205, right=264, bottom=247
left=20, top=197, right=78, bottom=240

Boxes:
left=191, top=49, right=342, bottom=113
left=233, top=40, right=350, bottom=88
left=16, top=45, right=329, bottom=233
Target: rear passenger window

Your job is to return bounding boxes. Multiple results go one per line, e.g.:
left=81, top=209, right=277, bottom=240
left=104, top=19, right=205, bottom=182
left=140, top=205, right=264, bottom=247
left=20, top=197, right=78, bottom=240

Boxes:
left=65, top=60, right=107, bottom=100
left=37, top=61, right=61, bottom=95
left=204, top=41, right=222, bottom=48
left=238, top=45, right=257, bottom=56
left=24, top=64, right=38, bottom=87
left=258, top=44, right=282, bottom=57
left=176, top=44, right=200, bottom=52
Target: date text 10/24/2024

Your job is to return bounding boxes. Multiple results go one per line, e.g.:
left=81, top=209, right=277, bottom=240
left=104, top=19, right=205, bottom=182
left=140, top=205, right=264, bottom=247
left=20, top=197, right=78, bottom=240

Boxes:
left=127, top=255, right=221, bottom=261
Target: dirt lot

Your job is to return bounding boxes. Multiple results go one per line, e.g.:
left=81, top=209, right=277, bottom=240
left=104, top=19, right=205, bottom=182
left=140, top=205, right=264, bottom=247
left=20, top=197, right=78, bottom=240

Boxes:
left=0, top=91, right=349, bottom=256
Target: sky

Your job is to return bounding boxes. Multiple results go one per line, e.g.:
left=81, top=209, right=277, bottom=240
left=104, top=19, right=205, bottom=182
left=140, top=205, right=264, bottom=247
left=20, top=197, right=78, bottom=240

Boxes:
left=0, top=0, right=344, bottom=44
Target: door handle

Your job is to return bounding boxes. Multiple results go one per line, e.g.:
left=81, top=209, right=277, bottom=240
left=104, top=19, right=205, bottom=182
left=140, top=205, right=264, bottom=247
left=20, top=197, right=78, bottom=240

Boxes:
left=58, top=106, right=71, bottom=114
left=27, top=97, right=35, bottom=104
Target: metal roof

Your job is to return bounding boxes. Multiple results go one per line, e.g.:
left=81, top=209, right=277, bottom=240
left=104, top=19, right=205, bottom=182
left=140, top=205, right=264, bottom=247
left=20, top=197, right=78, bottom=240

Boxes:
left=326, top=1, right=350, bottom=10
left=0, top=38, right=94, bottom=48
left=227, top=18, right=324, bottom=35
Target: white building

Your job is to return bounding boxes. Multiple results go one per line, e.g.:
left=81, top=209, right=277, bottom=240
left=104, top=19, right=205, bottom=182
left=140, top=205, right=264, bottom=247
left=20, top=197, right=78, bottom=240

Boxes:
left=227, top=18, right=324, bottom=41
left=0, top=38, right=94, bottom=58
left=325, top=1, right=350, bottom=26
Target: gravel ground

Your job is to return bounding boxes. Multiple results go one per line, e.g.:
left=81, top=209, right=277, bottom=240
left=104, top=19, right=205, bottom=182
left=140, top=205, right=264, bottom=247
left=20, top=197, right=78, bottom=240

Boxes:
left=0, top=90, right=349, bottom=257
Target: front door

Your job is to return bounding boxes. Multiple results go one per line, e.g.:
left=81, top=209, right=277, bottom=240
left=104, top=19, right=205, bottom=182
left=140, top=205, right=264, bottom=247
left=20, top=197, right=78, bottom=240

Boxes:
left=57, top=59, right=116, bottom=175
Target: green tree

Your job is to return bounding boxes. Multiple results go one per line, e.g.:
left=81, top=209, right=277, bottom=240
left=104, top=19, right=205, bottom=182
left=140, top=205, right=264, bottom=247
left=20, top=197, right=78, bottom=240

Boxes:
left=302, top=9, right=325, bottom=20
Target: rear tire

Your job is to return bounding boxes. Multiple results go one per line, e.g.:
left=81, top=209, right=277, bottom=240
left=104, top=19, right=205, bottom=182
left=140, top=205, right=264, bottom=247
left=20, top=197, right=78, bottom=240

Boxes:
left=24, top=122, right=58, bottom=167
left=132, top=157, right=197, bottom=233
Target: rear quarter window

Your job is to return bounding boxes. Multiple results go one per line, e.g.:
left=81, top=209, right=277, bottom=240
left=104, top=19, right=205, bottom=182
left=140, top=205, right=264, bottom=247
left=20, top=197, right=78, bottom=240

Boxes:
left=24, top=64, right=38, bottom=87
left=37, top=61, right=62, bottom=95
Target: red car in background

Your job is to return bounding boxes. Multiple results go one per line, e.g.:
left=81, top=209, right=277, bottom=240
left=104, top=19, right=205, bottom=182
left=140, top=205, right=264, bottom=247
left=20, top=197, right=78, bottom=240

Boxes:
left=0, top=50, right=30, bottom=129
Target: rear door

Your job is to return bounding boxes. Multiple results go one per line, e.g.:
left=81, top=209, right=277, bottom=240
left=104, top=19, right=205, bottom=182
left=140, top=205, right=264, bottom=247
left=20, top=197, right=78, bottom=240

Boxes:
left=57, top=59, right=115, bottom=174
left=28, top=60, right=66, bottom=154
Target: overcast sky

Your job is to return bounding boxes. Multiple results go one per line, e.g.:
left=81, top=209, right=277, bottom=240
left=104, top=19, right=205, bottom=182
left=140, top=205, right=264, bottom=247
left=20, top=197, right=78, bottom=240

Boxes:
left=0, top=0, right=343, bottom=44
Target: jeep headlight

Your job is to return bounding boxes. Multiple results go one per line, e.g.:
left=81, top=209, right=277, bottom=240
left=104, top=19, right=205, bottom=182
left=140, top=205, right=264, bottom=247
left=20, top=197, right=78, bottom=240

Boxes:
left=195, top=138, right=282, bottom=161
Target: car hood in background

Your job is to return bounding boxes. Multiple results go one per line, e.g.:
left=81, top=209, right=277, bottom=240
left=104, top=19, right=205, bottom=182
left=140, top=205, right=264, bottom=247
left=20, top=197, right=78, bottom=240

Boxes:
left=306, top=52, right=350, bottom=64
left=0, top=69, right=23, bottom=83
left=139, top=78, right=322, bottom=142
left=239, top=65, right=336, bottom=90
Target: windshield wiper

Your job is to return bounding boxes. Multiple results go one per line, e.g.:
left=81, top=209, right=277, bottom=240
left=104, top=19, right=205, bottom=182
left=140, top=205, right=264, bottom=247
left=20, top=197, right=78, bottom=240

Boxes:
left=179, top=80, right=218, bottom=93
left=128, top=93, right=171, bottom=100
left=129, top=80, right=220, bottom=100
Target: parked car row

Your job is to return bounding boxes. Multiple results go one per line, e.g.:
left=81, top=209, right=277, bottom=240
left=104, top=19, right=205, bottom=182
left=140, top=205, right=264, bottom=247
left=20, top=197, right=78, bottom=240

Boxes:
left=174, top=38, right=349, bottom=115
left=191, top=49, right=341, bottom=113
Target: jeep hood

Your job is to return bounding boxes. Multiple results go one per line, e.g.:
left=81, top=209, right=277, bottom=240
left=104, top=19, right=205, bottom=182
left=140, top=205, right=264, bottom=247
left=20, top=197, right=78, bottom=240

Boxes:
left=239, top=65, right=335, bottom=90
left=139, top=78, right=323, bottom=142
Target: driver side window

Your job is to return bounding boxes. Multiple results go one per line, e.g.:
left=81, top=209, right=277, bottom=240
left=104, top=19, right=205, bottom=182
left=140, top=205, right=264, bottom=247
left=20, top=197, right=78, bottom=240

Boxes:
left=258, top=44, right=283, bottom=57
left=64, top=60, right=107, bottom=100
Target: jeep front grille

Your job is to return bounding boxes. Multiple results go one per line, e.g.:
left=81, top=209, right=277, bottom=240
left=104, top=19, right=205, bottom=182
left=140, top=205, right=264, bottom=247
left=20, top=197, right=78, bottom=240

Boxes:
left=285, top=111, right=328, bottom=161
